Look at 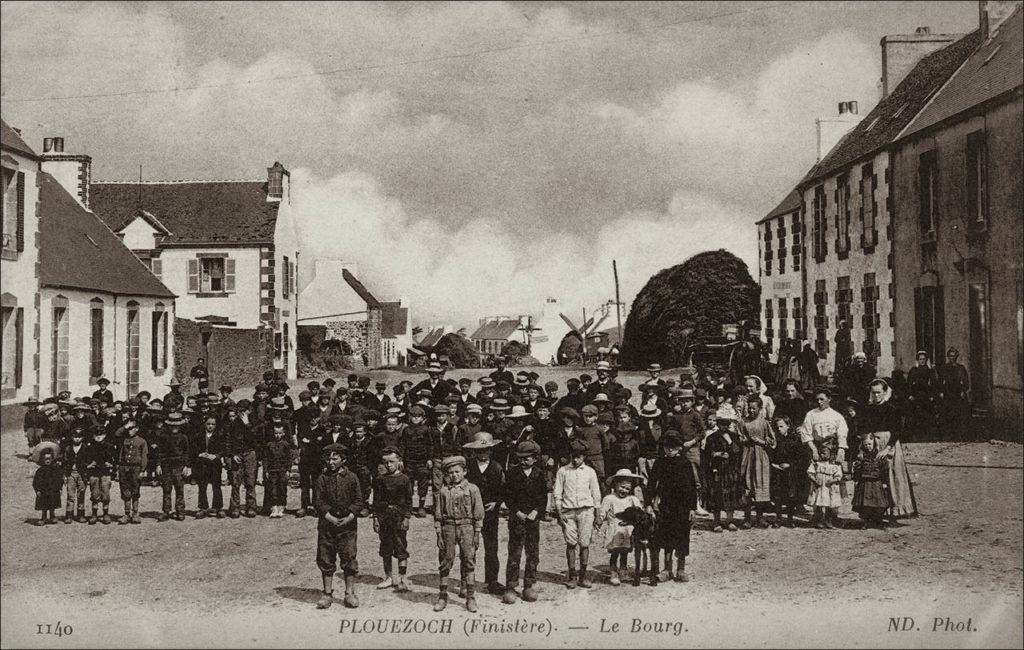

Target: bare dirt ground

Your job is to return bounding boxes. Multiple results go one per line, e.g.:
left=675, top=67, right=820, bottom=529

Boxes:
left=2, top=369, right=1021, bottom=648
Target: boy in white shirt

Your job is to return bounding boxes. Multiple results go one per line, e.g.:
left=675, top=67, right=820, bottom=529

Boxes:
left=553, top=439, right=602, bottom=589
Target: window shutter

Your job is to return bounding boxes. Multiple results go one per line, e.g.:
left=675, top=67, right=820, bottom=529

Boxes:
left=187, top=259, right=199, bottom=293
left=224, top=257, right=236, bottom=292
left=282, top=257, right=290, bottom=299
left=151, top=312, right=159, bottom=372
left=291, top=260, right=296, bottom=297
left=934, top=286, right=945, bottom=363
left=14, top=307, right=23, bottom=388
left=16, top=171, right=25, bottom=252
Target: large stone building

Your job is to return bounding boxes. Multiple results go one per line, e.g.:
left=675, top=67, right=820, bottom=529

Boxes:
left=90, top=163, right=299, bottom=382
left=1, top=121, right=42, bottom=405
left=797, top=27, right=979, bottom=377
left=891, top=4, right=1022, bottom=431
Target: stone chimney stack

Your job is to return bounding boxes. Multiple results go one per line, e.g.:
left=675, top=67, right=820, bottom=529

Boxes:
left=266, top=161, right=289, bottom=202
left=815, top=101, right=861, bottom=162
left=40, top=137, right=91, bottom=209
left=979, top=0, right=1021, bottom=39
left=879, top=27, right=959, bottom=98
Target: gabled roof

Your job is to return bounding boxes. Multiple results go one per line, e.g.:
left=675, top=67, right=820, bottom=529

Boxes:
left=756, top=188, right=802, bottom=225
left=470, top=319, right=521, bottom=341
left=90, top=180, right=279, bottom=245
left=901, top=8, right=1023, bottom=139
left=0, top=119, right=39, bottom=160
left=381, top=301, right=409, bottom=338
left=342, top=269, right=381, bottom=308
left=418, top=327, right=446, bottom=348
left=801, top=29, right=981, bottom=187
left=39, top=172, right=175, bottom=298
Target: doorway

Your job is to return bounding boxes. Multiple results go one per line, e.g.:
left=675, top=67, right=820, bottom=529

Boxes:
left=968, top=282, right=992, bottom=414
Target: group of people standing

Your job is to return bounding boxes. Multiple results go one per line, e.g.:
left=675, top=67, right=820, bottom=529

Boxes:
left=22, top=354, right=919, bottom=612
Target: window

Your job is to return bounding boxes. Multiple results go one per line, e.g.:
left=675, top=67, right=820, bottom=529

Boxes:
left=763, top=224, right=773, bottom=277
left=913, top=286, right=945, bottom=366
left=150, top=257, right=162, bottom=281
left=764, top=299, right=774, bottom=345
left=860, top=163, right=878, bottom=249
left=776, top=217, right=787, bottom=274
left=792, top=211, right=802, bottom=272
left=51, top=297, right=69, bottom=395
left=282, top=256, right=290, bottom=299
left=836, top=174, right=851, bottom=256
left=126, top=301, right=140, bottom=397
left=1, top=169, right=25, bottom=254
left=918, top=150, right=939, bottom=236
left=90, top=298, right=104, bottom=379
left=1, top=304, right=23, bottom=394
left=813, top=185, right=828, bottom=262
left=188, top=255, right=235, bottom=294
left=966, top=130, right=988, bottom=233
left=151, top=303, right=168, bottom=372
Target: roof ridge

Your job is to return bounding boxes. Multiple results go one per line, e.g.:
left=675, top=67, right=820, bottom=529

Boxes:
left=92, top=179, right=264, bottom=185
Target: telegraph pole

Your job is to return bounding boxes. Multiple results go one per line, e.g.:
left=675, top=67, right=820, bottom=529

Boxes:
left=613, top=260, right=622, bottom=345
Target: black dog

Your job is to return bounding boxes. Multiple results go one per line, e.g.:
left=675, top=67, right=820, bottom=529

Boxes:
left=617, top=506, right=658, bottom=586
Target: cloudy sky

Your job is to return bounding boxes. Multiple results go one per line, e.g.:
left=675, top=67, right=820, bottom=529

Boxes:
left=1, top=1, right=977, bottom=327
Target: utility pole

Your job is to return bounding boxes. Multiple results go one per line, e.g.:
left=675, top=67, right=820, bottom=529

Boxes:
left=580, top=307, right=587, bottom=361
left=613, top=260, right=622, bottom=345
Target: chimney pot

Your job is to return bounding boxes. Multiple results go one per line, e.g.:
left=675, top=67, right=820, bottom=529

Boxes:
left=848, top=101, right=858, bottom=115
left=43, top=138, right=53, bottom=153
left=915, top=26, right=931, bottom=34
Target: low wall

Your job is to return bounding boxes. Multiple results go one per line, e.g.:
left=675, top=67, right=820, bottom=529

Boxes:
left=174, top=318, right=275, bottom=389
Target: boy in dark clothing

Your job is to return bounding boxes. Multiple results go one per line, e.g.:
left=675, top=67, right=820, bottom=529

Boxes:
left=463, top=432, right=505, bottom=595
left=23, top=397, right=48, bottom=448
left=61, top=427, right=89, bottom=523
left=607, top=423, right=640, bottom=475
left=83, top=428, right=117, bottom=524
left=647, top=433, right=698, bottom=584
left=33, top=449, right=63, bottom=525
left=372, top=447, right=413, bottom=593
left=192, top=415, right=226, bottom=518
left=314, top=443, right=364, bottom=610
left=265, top=422, right=293, bottom=518
left=297, top=411, right=327, bottom=517
left=224, top=406, right=260, bottom=518
left=141, top=411, right=164, bottom=486
left=117, top=417, right=147, bottom=524
left=157, top=412, right=192, bottom=522
left=501, top=440, right=547, bottom=604
left=400, top=406, right=433, bottom=517
left=346, top=421, right=375, bottom=517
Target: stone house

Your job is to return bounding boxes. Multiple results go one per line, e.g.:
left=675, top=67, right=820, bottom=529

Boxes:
left=90, top=162, right=299, bottom=382
left=756, top=189, right=806, bottom=363
left=797, top=26, right=980, bottom=377
left=470, top=318, right=524, bottom=356
left=890, top=3, right=1022, bottom=430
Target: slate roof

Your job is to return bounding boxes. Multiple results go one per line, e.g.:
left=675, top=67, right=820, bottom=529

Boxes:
left=801, top=29, right=982, bottom=187
left=39, top=172, right=175, bottom=298
left=756, top=188, right=802, bottom=225
left=901, top=8, right=1023, bottom=139
left=417, top=327, right=445, bottom=349
left=0, top=119, right=39, bottom=159
left=89, top=181, right=279, bottom=245
left=380, top=301, right=409, bottom=338
left=342, top=269, right=381, bottom=309
left=470, top=319, right=521, bottom=341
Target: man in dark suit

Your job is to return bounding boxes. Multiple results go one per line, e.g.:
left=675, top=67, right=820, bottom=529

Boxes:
left=463, top=432, right=505, bottom=595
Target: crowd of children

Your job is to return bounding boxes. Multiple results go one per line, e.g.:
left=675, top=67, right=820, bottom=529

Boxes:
left=22, top=356, right=918, bottom=611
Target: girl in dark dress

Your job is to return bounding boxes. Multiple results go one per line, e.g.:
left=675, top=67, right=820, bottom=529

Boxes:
left=33, top=449, right=63, bottom=525
left=702, top=417, right=741, bottom=532
left=769, top=415, right=808, bottom=527
left=906, top=351, right=939, bottom=440
left=851, top=436, right=892, bottom=528
left=647, top=433, right=698, bottom=583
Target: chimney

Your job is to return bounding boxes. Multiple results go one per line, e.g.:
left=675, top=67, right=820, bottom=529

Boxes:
left=266, top=161, right=289, bottom=202
left=880, top=27, right=959, bottom=98
left=815, top=101, right=861, bottom=162
left=40, top=137, right=91, bottom=209
left=979, top=0, right=1021, bottom=39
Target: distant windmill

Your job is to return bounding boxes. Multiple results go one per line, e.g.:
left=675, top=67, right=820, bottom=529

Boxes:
left=557, top=311, right=609, bottom=365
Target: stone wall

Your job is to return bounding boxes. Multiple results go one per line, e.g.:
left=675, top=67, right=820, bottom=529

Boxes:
left=324, top=308, right=383, bottom=368
left=174, top=317, right=274, bottom=389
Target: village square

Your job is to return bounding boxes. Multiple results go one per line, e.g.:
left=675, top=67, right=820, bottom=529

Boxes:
left=0, top=2, right=1021, bottom=648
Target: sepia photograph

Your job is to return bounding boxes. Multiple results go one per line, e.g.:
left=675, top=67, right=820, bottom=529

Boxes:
left=0, top=1, right=1021, bottom=648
